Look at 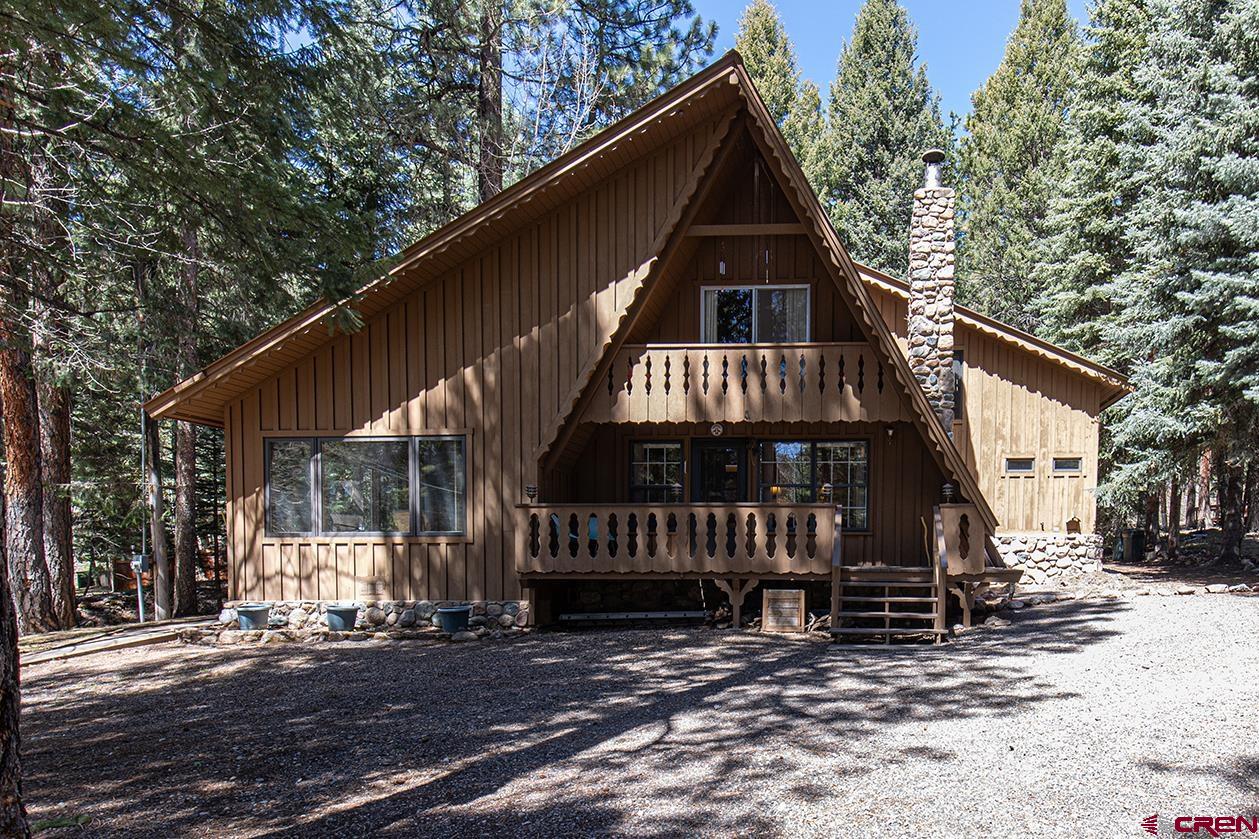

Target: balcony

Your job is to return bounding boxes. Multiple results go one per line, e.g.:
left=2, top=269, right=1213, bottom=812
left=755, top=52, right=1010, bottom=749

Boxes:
left=514, top=502, right=839, bottom=577
left=583, top=343, right=909, bottom=425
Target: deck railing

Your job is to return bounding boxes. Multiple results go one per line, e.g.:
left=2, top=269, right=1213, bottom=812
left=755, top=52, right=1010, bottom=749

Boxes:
left=582, top=343, right=909, bottom=424
left=514, top=503, right=839, bottom=576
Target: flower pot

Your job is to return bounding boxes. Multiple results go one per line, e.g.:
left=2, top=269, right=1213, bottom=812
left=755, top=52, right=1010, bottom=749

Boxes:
left=236, top=603, right=272, bottom=630
left=435, top=605, right=472, bottom=633
left=325, top=604, right=360, bottom=632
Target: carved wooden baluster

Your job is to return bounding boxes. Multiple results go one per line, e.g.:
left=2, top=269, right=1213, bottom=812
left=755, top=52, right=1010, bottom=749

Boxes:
left=683, top=354, right=691, bottom=396
left=858, top=353, right=866, bottom=393
left=745, top=512, right=757, bottom=558
left=705, top=513, right=718, bottom=558
left=760, top=354, right=768, bottom=391
left=587, top=513, right=599, bottom=558
left=548, top=514, right=560, bottom=559
left=627, top=513, right=639, bottom=558
left=798, top=353, right=807, bottom=392
left=529, top=513, right=540, bottom=558
left=724, top=512, right=737, bottom=559
left=721, top=354, right=729, bottom=395
left=625, top=358, right=634, bottom=395
left=663, top=355, right=671, bottom=395
left=766, top=513, right=778, bottom=557
left=877, top=361, right=884, bottom=393
left=806, top=513, right=818, bottom=559
left=568, top=513, right=579, bottom=558
left=702, top=354, right=710, bottom=395
left=647, top=512, right=659, bottom=558
left=607, top=513, right=619, bottom=558
left=785, top=513, right=798, bottom=559
left=818, top=354, right=827, bottom=393
left=644, top=356, right=652, bottom=395
left=838, top=353, right=846, bottom=391
left=778, top=353, right=787, bottom=395
left=607, top=366, right=614, bottom=396
left=740, top=354, right=749, bottom=394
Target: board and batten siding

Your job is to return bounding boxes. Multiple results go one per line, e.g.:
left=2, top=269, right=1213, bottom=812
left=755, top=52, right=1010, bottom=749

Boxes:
left=223, top=117, right=728, bottom=603
left=870, top=286, right=1104, bottom=534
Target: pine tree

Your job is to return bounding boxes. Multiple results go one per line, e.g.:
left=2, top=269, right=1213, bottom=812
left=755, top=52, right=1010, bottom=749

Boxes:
left=734, top=0, right=826, bottom=188
left=1033, top=0, right=1152, bottom=358
left=821, top=0, right=949, bottom=277
left=1103, top=0, right=1259, bottom=559
left=956, top=0, right=1080, bottom=328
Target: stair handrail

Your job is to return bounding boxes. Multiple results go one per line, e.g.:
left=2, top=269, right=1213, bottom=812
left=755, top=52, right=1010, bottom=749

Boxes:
left=828, top=506, right=844, bottom=625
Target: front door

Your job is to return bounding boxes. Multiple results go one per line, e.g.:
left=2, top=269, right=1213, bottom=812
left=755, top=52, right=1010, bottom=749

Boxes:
left=692, top=440, right=748, bottom=503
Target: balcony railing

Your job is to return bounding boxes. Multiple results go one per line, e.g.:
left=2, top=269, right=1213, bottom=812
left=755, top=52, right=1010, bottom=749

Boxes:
left=583, top=343, right=909, bottom=425
left=514, top=503, right=840, bottom=576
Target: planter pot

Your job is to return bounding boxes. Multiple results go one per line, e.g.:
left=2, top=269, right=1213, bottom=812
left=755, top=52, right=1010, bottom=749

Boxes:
left=325, top=604, right=360, bottom=632
left=236, top=603, right=272, bottom=631
left=435, top=605, right=472, bottom=633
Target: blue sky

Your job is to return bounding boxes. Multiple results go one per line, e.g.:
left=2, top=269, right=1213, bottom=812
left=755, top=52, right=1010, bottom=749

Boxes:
left=693, top=0, right=1089, bottom=118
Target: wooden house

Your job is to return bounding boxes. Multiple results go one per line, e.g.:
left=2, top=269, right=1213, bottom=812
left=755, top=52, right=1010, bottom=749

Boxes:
left=146, top=53, right=1128, bottom=638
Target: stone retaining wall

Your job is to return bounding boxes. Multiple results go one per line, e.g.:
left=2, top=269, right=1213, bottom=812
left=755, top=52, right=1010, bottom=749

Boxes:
left=993, top=533, right=1104, bottom=584
left=218, top=599, right=529, bottom=632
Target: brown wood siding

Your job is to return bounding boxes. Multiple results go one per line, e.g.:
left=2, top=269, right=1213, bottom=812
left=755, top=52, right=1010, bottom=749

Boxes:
left=223, top=118, right=726, bottom=601
left=869, top=284, right=1105, bottom=534
left=568, top=421, right=942, bottom=566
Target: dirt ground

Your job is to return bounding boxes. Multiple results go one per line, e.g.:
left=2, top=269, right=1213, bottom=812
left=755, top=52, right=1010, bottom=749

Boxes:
left=20, top=584, right=1259, bottom=838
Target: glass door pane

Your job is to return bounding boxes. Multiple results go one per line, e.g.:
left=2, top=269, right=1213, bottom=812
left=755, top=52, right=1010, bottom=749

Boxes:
left=693, top=441, right=746, bottom=503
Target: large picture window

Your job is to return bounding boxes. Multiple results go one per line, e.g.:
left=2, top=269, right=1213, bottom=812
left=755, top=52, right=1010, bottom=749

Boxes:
left=264, top=436, right=467, bottom=537
left=757, top=440, right=869, bottom=530
left=321, top=440, right=411, bottom=534
left=701, top=285, right=809, bottom=343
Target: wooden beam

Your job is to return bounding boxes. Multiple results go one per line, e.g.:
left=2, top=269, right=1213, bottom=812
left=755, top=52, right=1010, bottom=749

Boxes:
left=684, top=223, right=805, bottom=237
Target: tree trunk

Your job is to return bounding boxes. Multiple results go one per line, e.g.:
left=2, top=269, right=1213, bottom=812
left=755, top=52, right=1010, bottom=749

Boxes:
left=1215, top=450, right=1245, bottom=565
left=477, top=0, right=503, bottom=201
left=1197, top=451, right=1214, bottom=527
left=172, top=223, right=200, bottom=617
left=0, top=533, right=27, bottom=838
left=144, top=413, right=172, bottom=621
left=35, top=379, right=72, bottom=628
left=1166, top=475, right=1181, bottom=560
left=1244, top=461, right=1258, bottom=534
left=0, top=333, right=53, bottom=636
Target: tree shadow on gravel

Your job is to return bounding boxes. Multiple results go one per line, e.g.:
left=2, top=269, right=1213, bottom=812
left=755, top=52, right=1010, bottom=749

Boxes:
left=22, top=598, right=1127, bottom=837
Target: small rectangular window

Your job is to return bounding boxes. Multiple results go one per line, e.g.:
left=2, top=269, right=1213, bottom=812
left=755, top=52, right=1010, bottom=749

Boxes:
left=266, top=440, right=313, bottom=535
left=630, top=441, right=684, bottom=502
left=321, top=439, right=411, bottom=534
left=1005, top=457, right=1035, bottom=474
left=701, top=286, right=809, bottom=343
left=1053, top=457, right=1082, bottom=474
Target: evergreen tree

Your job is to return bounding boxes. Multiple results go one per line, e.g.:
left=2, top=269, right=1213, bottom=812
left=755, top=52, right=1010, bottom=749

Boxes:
left=821, top=0, right=948, bottom=277
left=1103, top=0, right=1259, bottom=559
left=1033, top=0, right=1152, bottom=357
left=956, top=0, right=1080, bottom=328
left=734, top=0, right=826, bottom=188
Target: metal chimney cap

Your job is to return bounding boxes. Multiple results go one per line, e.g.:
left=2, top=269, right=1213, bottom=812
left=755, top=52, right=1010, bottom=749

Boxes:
left=922, top=149, right=946, bottom=189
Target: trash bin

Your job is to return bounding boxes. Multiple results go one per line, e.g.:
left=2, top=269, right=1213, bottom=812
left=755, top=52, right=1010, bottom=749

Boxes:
left=1122, top=528, right=1147, bottom=561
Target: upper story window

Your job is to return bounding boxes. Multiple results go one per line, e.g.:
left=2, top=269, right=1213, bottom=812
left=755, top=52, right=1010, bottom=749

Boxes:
left=701, top=285, right=809, bottom=343
left=265, top=435, right=467, bottom=537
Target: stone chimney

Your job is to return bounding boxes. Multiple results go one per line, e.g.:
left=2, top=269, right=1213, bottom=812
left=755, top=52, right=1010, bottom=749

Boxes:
left=908, top=149, right=956, bottom=428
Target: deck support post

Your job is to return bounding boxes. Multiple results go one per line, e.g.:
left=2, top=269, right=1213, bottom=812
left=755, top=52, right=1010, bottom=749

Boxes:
left=713, top=577, right=758, bottom=628
left=947, top=580, right=990, bottom=629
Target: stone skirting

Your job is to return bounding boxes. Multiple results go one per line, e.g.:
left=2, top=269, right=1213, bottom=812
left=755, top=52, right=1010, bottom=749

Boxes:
left=993, top=533, right=1104, bottom=584
left=202, top=599, right=530, bottom=644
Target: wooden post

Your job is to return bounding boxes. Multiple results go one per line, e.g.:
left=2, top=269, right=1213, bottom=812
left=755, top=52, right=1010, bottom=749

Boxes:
left=828, top=507, right=843, bottom=628
left=143, top=411, right=172, bottom=621
left=932, top=506, right=947, bottom=641
left=714, top=577, right=757, bottom=628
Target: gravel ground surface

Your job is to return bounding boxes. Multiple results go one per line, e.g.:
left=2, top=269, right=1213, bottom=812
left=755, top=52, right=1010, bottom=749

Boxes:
left=22, top=592, right=1259, bottom=838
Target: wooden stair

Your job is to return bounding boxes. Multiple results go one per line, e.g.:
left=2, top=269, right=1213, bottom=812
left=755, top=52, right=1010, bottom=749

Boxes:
left=828, top=565, right=945, bottom=644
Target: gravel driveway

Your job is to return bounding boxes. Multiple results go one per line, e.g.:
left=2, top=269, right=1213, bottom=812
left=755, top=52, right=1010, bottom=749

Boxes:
left=22, top=593, right=1259, bottom=838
